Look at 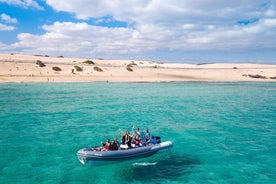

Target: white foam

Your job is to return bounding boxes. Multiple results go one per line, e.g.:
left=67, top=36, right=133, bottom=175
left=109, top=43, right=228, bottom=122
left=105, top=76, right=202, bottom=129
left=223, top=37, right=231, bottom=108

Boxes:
left=132, top=162, right=157, bottom=166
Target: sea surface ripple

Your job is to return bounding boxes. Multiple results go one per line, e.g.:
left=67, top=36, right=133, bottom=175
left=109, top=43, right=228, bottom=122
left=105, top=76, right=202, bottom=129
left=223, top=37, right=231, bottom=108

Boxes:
left=0, top=82, right=275, bottom=183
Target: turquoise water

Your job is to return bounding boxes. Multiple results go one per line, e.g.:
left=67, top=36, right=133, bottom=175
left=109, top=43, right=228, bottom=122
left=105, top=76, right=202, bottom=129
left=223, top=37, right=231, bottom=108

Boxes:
left=0, top=82, right=275, bottom=183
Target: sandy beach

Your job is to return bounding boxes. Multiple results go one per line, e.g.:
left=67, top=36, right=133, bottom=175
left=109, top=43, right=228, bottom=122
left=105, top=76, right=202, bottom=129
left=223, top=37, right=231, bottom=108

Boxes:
left=0, top=53, right=275, bottom=83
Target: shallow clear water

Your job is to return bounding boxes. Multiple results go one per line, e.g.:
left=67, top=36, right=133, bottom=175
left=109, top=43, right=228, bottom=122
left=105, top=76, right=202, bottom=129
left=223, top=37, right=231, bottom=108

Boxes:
left=0, top=82, right=275, bottom=183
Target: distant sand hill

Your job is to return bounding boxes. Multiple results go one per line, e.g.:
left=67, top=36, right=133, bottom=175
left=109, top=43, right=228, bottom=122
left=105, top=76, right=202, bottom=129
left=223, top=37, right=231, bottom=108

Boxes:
left=0, top=53, right=275, bottom=83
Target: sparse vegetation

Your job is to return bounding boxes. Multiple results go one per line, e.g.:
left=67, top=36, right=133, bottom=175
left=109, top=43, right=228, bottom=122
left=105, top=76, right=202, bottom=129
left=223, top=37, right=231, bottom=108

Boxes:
left=94, top=66, right=103, bottom=72
left=243, top=74, right=267, bottom=79
left=130, top=61, right=137, bottom=65
left=57, top=56, right=64, bottom=58
left=74, top=65, right=83, bottom=72
left=243, top=74, right=276, bottom=80
left=127, top=67, right=133, bottom=72
left=52, top=66, right=62, bottom=71
left=127, top=61, right=138, bottom=68
left=248, top=74, right=266, bottom=79
left=233, top=67, right=238, bottom=69
left=36, top=60, right=46, bottom=67
left=83, top=60, right=95, bottom=64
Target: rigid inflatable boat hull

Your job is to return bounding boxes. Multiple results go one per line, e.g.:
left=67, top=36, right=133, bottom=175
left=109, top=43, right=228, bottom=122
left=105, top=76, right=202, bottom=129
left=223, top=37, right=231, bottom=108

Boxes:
left=77, top=141, right=173, bottom=165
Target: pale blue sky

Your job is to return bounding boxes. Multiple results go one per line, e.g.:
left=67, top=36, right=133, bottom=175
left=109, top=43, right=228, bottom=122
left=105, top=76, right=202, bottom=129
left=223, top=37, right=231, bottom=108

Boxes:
left=0, top=0, right=276, bottom=63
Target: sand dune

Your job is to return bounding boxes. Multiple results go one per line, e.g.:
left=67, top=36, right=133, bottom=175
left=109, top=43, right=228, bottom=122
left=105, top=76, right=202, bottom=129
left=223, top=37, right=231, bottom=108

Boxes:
left=0, top=53, right=275, bottom=83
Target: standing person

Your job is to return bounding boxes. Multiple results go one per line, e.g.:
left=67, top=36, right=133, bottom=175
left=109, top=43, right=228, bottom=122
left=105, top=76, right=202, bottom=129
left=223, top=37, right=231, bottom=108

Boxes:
left=136, top=128, right=141, bottom=138
left=147, top=135, right=157, bottom=145
left=145, top=128, right=151, bottom=142
left=125, top=131, right=132, bottom=148
left=141, top=135, right=147, bottom=146
left=132, top=126, right=141, bottom=138
left=121, top=134, right=125, bottom=145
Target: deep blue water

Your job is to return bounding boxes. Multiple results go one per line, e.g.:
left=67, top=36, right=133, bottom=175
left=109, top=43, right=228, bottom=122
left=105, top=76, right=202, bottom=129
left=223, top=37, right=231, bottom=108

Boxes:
left=0, top=82, right=275, bottom=183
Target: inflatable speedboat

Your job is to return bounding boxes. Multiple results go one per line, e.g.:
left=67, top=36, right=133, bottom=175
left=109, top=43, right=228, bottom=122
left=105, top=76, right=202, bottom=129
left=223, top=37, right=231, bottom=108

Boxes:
left=77, top=141, right=173, bottom=165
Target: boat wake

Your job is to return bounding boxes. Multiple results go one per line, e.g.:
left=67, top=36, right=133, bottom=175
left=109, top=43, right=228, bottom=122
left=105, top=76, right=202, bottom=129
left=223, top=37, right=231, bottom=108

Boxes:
left=132, top=162, right=157, bottom=166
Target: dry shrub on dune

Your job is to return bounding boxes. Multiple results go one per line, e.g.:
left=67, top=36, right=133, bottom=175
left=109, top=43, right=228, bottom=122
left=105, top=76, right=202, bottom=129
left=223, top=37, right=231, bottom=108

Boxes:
left=94, top=66, right=103, bottom=72
left=52, top=66, right=62, bottom=71
left=127, top=61, right=137, bottom=68
left=74, top=65, right=83, bottom=72
left=36, top=60, right=46, bottom=67
left=126, top=67, right=133, bottom=72
left=83, top=60, right=95, bottom=64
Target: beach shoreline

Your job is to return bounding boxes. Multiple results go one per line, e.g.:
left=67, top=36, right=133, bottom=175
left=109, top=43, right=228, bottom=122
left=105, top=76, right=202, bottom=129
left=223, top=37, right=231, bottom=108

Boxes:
left=1, top=53, right=275, bottom=83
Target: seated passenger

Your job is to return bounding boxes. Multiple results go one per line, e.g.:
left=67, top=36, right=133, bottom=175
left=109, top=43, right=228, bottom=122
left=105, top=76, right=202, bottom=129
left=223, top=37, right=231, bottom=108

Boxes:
left=119, top=131, right=132, bottom=149
left=133, top=135, right=141, bottom=147
left=151, top=136, right=157, bottom=144
left=102, top=139, right=111, bottom=151
left=147, top=135, right=157, bottom=145
left=121, top=135, right=125, bottom=145
left=111, top=138, right=119, bottom=150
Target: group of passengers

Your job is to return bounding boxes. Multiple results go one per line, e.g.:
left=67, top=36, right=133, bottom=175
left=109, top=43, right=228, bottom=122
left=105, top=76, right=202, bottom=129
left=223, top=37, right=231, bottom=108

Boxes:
left=101, top=138, right=119, bottom=151
left=101, top=127, right=157, bottom=151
